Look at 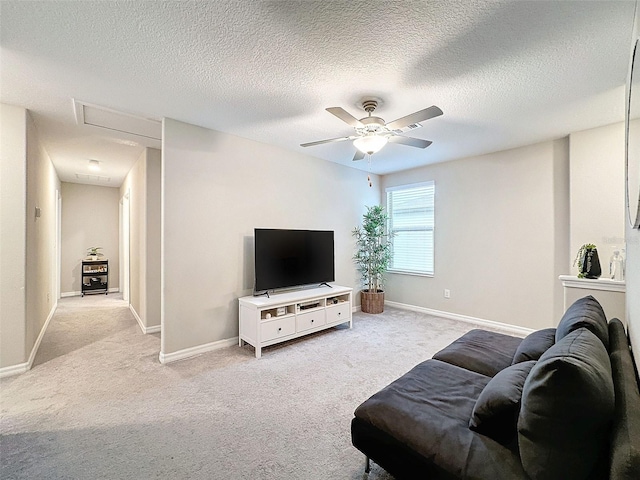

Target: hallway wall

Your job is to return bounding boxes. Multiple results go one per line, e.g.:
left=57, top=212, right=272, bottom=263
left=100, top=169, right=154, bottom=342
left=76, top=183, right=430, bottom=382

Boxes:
left=1, top=104, right=28, bottom=368
left=26, top=110, right=61, bottom=357
left=0, top=104, right=60, bottom=372
left=120, top=147, right=161, bottom=331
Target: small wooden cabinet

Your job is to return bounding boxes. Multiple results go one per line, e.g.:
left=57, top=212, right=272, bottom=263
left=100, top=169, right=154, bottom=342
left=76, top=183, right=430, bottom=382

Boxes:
left=238, top=285, right=353, bottom=358
left=82, top=260, right=108, bottom=296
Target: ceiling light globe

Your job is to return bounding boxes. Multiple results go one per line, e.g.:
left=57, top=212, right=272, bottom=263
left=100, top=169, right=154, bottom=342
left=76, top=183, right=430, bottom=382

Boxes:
left=353, top=135, right=388, bottom=155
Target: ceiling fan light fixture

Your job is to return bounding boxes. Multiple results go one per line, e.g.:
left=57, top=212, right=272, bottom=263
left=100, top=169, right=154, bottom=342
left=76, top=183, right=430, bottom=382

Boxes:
left=353, top=135, right=388, bottom=155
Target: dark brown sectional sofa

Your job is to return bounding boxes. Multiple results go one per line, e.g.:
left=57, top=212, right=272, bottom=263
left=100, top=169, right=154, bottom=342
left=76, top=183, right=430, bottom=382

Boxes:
left=351, top=296, right=640, bottom=479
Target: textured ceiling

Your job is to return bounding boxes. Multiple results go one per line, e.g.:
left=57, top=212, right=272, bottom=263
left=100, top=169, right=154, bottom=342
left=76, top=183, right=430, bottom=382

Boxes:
left=0, top=0, right=636, bottom=184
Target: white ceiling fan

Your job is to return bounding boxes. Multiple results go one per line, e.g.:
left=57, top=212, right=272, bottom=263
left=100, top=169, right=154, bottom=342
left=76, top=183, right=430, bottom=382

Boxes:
left=300, top=99, right=443, bottom=161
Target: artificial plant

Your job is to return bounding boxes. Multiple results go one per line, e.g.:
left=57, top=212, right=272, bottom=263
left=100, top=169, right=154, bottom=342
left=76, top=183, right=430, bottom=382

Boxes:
left=352, top=205, right=393, bottom=293
left=87, top=246, right=104, bottom=257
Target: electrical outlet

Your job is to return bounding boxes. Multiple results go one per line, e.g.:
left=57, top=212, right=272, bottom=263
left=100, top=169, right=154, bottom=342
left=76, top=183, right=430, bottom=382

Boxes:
left=444, top=289, right=451, bottom=299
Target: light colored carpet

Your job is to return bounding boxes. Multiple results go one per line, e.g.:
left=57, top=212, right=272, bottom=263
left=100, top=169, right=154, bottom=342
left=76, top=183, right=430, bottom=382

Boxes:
left=1, top=294, right=514, bottom=479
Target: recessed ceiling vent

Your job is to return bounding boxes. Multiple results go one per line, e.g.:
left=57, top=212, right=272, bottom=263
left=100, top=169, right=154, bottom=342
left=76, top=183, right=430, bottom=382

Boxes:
left=75, top=173, right=111, bottom=183
left=392, top=123, right=422, bottom=134
left=73, top=99, right=161, bottom=140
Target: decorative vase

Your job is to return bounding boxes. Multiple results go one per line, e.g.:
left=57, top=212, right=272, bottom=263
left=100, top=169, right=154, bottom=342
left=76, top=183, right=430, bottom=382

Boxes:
left=361, top=289, right=385, bottom=314
left=579, top=248, right=601, bottom=279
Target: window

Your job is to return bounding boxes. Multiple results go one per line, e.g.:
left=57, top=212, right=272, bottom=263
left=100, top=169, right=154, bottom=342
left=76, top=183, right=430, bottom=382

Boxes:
left=386, top=181, right=435, bottom=276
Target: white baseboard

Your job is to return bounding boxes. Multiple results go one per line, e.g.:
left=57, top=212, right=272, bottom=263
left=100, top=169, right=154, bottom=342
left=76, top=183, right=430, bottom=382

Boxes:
left=352, top=305, right=361, bottom=313
left=61, top=287, right=118, bottom=297
left=159, top=337, right=239, bottom=365
left=384, top=300, right=535, bottom=337
left=0, top=362, right=29, bottom=378
left=130, top=304, right=144, bottom=333
left=0, top=301, right=57, bottom=379
left=129, top=304, right=160, bottom=335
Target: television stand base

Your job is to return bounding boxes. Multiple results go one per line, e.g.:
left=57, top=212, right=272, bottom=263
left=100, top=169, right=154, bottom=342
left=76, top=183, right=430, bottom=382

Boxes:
left=319, top=282, right=332, bottom=288
left=239, top=285, right=353, bottom=358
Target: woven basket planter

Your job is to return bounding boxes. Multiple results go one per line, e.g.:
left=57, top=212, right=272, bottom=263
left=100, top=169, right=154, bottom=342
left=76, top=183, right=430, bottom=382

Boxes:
left=361, top=290, right=385, bottom=314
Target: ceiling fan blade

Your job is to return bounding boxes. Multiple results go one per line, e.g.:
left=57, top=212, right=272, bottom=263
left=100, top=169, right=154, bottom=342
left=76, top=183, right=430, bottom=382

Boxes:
left=300, top=136, right=354, bottom=147
left=353, top=150, right=365, bottom=161
left=386, top=106, right=443, bottom=131
left=388, top=136, right=433, bottom=148
left=326, top=107, right=364, bottom=128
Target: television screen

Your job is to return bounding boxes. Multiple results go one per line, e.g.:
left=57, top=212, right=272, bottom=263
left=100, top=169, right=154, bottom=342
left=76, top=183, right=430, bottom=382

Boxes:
left=254, top=229, right=335, bottom=292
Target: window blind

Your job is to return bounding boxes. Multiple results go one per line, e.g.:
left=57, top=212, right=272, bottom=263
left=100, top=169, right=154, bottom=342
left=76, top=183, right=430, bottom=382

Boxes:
left=386, top=181, right=435, bottom=275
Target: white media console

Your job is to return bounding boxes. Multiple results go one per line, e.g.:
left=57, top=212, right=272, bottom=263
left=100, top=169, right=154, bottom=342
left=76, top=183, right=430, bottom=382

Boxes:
left=238, top=284, right=353, bottom=358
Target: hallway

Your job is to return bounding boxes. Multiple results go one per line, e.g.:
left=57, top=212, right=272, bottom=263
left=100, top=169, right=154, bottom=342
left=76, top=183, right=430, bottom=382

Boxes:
left=32, top=293, right=158, bottom=367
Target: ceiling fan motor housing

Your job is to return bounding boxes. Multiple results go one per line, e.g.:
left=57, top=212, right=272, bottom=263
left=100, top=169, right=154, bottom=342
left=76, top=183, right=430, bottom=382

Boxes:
left=359, top=116, right=387, bottom=134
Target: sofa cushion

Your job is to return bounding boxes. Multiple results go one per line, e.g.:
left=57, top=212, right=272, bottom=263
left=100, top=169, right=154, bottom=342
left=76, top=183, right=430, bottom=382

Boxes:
left=353, top=359, right=530, bottom=479
left=433, top=329, right=523, bottom=377
left=512, top=328, right=556, bottom=364
left=518, top=328, right=615, bottom=480
left=556, top=295, right=608, bottom=350
left=469, top=360, right=536, bottom=443
left=608, top=318, right=640, bottom=480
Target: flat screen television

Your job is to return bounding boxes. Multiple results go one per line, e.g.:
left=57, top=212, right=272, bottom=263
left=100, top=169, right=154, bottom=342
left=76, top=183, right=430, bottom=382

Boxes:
left=254, top=228, right=335, bottom=292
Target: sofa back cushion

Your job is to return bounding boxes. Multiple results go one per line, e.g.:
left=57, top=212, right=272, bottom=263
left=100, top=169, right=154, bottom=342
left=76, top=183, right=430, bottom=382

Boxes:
left=518, top=328, right=615, bottom=480
left=512, top=328, right=556, bottom=364
left=555, top=295, right=608, bottom=350
left=608, top=318, right=640, bottom=480
left=469, top=360, right=536, bottom=443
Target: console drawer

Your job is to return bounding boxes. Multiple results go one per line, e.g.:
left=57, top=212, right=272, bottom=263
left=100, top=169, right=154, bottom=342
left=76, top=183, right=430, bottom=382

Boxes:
left=261, top=316, right=295, bottom=342
left=296, top=310, right=326, bottom=332
left=326, top=302, right=350, bottom=324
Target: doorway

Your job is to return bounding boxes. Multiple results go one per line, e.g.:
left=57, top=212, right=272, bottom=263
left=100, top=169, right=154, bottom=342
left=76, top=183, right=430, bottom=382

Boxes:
left=120, top=190, right=130, bottom=303
left=55, top=189, right=61, bottom=300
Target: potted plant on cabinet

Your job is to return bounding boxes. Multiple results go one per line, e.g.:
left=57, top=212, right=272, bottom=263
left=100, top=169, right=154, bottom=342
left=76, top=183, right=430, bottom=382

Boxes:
left=86, top=246, right=104, bottom=261
left=353, top=205, right=393, bottom=314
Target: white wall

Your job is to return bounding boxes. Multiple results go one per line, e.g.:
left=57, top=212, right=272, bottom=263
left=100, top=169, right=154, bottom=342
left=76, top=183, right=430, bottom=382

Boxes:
left=60, top=183, right=120, bottom=295
left=569, top=122, right=626, bottom=272
left=0, top=104, right=60, bottom=370
left=25, top=111, right=60, bottom=354
left=120, top=147, right=161, bottom=329
left=161, top=118, right=379, bottom=356
left=120, top=152, right=144, bottom=319
left=0, top=104, right=27, bottom=368
left=381, top=139, right=570, bottom=330
left=146, top=149, right=161, bottom=328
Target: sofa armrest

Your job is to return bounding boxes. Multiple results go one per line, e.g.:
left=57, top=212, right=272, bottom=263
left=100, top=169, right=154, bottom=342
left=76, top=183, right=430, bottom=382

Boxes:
left=608, top=318, right=640, bottom=480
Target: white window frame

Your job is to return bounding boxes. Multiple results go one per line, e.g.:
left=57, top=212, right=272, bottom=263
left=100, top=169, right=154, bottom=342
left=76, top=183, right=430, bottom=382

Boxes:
left=385, top=181, right=435, bottom=277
